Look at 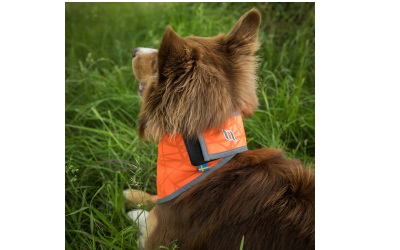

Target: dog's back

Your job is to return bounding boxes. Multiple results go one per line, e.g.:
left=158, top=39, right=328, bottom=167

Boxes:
left=149, top=148, right=314, bottom=249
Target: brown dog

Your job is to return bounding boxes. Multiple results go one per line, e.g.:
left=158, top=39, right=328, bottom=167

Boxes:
left=126, top=9, right=314, bottom=249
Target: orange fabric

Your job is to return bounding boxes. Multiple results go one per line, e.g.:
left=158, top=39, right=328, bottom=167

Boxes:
left=157, top=135, right=222, bottom=200
left=157, top=115, right=247, bottom=201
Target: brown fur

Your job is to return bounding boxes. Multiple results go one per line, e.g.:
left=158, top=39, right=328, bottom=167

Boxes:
left=130, top=8, right=315, bottom=249
left=150, top=149, right=314, bottom=249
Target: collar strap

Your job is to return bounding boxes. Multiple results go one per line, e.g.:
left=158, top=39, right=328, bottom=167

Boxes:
left=184, top=114, right=247, bottom=168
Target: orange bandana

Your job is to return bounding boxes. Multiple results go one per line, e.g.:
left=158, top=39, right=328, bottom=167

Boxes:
left=157, top=114, right=247, bottom=203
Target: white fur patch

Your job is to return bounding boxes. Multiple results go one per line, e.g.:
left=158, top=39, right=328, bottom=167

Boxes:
left=127, top=209, right=149, bottom=249
left=136, top=47, right=158, bottom=55
left=123, top=189, right=131, bottom=198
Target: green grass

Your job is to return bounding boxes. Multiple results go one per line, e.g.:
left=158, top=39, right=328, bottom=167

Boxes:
left=65, top=3, right=314, bottom=249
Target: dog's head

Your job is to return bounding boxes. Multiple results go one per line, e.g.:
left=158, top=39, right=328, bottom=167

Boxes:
left=132, top=8, right=261, bottom=140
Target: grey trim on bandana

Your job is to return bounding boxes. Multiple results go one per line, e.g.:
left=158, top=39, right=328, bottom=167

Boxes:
left=156, top=154, right=236, bottom=204
left=198, top=135, right=248, bottom=161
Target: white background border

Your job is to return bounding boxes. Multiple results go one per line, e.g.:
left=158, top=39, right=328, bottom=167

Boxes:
left=1, top=1, right=399, bottom=249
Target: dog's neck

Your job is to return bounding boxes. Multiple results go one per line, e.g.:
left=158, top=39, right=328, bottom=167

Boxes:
left=156, top=114, right=248, bottom=203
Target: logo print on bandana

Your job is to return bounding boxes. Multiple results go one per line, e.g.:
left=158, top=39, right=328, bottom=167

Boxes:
left=222, top=129, right=237, bottom=142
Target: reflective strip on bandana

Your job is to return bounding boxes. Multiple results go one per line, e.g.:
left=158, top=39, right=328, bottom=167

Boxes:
left=156, top=155, right=235, bottom=204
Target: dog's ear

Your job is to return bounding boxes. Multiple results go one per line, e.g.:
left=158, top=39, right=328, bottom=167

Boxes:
left=158, top=26, right=200, bottom=83
left=224, top=9, right=261, bottom=116
left=226, top=8, right=261, bottom=54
